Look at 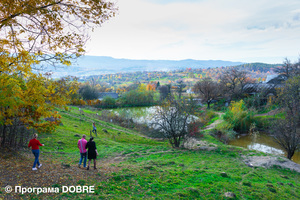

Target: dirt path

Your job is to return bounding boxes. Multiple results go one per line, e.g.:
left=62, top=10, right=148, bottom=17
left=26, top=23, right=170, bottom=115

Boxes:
left=254, top=108, right=281, bottom=117
left=203, top=112, right=224, bottom=130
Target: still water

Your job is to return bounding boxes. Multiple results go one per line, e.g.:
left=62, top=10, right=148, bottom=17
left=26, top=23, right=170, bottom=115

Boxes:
left=111, top=106, right=157, bottom=124
left=229, top=133, right=300, bottom=164
left=111, top=106, right=197, bottom=125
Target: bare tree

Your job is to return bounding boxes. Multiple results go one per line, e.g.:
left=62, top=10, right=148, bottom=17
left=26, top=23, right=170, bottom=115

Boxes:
left=272, top=75, right=300, bottom=160
left=220, top=69, right=249, bottom=100
left=272, top=118, right=299, bottom=160
left=193, top=78, right=220, bottom=109
left=151, top=96, right=197, bottom=148
left=274, top=57, right=300, bottom=79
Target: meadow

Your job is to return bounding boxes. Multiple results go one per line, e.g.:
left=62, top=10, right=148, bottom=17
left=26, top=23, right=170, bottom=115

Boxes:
left=0, top=106, right=299, bottom=200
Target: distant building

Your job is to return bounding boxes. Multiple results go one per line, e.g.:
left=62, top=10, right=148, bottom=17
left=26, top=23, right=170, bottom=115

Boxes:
left=98, top=92, right=119, bottom=100
left=243, top=83, right=277, bottom=96
left=265, top=74, right=287, bottom=84
left=243, top=74, right=285, bottom=96
left=263, top=75, right=277, bottom=83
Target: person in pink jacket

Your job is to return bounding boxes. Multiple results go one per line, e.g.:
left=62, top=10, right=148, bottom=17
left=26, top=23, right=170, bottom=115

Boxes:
left=78, top=134, right=87, bottom=168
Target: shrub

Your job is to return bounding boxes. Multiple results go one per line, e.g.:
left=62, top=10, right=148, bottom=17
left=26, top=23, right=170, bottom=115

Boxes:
left=223, top=100, right=255, bottom=132
left=101, top=96, right=116, bottom=108
left=79, top=85, right=99, bottom=100
left=119, top=89, right=155, bottom=107
left=196, top=109, right=217, bottom=127
left=209, top=128, right=237, bottom=144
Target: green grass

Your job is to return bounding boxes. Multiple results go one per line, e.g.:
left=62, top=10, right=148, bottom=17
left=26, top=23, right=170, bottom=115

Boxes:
left=205, top=114, right=220, bottom=127
left=11, top=106, right=300, bottom=199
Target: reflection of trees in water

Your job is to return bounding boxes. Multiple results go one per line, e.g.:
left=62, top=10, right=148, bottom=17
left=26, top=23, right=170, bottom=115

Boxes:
left=249, top=123, right=259, bottom=143
left=114, top=106, right=158, bottom=124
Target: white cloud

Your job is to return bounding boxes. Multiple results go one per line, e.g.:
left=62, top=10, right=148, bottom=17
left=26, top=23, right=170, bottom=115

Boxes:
left=86, top=0, right=300, bottom=63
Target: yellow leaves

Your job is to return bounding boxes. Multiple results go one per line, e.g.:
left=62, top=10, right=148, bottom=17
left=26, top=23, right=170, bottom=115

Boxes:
left=62, top=60, right=71, bottom=66
left=137, top=83, right=147, bottom=92
left=1, top=0, right=117, bottom=62
left=229, top=100, right=246, bottom=114
left=0, top=70, right=78, bottom=132
left=0, top=0, right=114, bottom=130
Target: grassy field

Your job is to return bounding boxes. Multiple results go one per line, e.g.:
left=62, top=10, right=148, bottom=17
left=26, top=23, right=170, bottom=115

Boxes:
left=0, top=106, right=299, bottom=200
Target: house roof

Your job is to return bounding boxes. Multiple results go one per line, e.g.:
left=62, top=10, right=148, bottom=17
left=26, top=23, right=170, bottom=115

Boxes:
left=243, top=83, right=277, bottom=95
left=266, top=74, right=287, bottom=84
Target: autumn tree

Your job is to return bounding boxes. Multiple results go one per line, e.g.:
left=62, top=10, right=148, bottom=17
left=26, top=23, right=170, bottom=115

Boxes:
left=0, top=75, right=79, bottom=146
left=146, top=83, right=156, bottom=91
left=193, top=78, right=221, bottom=109
left=0, top=0, right=116, bottom=147
left=0, top=0, right=116, bottom=67
left=95, top=82, right=110, bottom=93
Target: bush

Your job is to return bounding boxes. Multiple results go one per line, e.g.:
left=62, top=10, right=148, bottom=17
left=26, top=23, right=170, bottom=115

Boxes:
left=209, top=128, right=237, bottom=144
left=119, top=89, right=155, bottom=107
left=196, top=109, right=218, bottom=127
left=101, top=96, right=116, bottom=108
left=79, top=85, right=99, bottom=100
left=223, top=100, right=256, bottom=132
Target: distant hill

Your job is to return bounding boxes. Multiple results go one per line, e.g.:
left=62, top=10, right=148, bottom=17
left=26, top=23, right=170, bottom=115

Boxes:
left=233, top=62, right=281, bottom=73
left=37, top=56, right=244, bottom=78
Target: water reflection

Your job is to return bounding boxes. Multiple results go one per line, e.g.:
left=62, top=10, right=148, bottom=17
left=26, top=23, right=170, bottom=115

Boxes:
left=111, top=106, right=158, bottom=124
left=111, top=106, right=198, bottom=125
left=229, top=133, right=300, bottom=164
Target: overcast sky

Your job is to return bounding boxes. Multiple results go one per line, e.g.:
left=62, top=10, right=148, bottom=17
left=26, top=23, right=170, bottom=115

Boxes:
left=86, top=0, right=300, bottom=63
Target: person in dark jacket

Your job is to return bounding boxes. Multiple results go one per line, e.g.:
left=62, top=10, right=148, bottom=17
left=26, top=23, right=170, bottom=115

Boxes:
left=85, top=137, right=98, bottom=170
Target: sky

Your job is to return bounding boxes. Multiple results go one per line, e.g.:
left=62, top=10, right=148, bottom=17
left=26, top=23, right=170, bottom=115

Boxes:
left=85, top=0, right=300, bottom=64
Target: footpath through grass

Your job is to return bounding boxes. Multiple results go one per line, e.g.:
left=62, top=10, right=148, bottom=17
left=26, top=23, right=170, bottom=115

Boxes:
left=0, top=106, right=299, bottom=200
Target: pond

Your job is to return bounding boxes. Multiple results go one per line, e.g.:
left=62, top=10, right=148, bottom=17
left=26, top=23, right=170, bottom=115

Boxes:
left=111, top=106, right=198, bottom=125
left=111, top=106, right=158, bottom=124
left=229, top=133, right=300, bottom=164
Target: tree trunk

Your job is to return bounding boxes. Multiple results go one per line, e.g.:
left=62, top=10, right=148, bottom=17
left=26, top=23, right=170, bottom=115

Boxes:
left=2, top=125, right=6, bottom=146
left=173, top=137, right=179, bottom=148
left=287, top=150, right=294, bottom=160
left=207, top=101, right=211, bottom=109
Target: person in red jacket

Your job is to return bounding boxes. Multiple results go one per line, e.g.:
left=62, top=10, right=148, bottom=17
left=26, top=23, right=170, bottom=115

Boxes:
left=28, top=133, right=44, bottom=170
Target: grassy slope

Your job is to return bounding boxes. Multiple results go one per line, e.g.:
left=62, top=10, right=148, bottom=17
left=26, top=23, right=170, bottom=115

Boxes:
left=1, top=106, right=299, bottom=200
